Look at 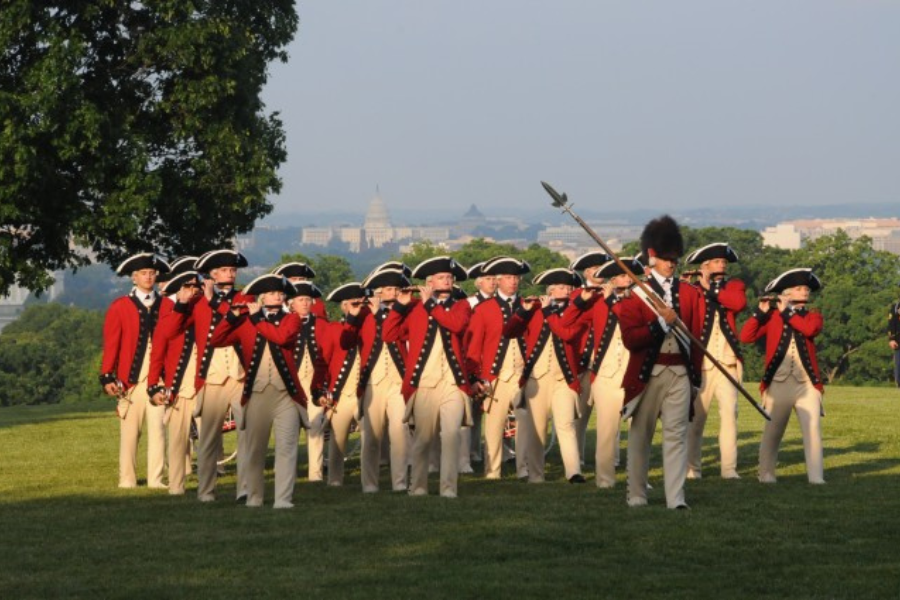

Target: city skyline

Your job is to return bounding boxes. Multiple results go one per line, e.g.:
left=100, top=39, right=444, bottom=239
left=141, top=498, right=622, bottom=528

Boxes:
left=261, top=2, right=899, bottom=217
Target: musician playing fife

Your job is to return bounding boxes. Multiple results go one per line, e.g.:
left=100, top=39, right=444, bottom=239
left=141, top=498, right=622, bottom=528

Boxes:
left=383, top=256, right=472, bottom=498
left=465, top=257, right=532, bottom=480
left=561, top=257, right=642, bottom=488
left=740, top=268, right=826, bottom=485
left=684, top=243, right=747, bottom=480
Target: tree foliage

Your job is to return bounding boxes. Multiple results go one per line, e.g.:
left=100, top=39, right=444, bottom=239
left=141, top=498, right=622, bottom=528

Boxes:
left=0, top=1, right=298, bottom=296
left=0, top=304, right=104, bottom=406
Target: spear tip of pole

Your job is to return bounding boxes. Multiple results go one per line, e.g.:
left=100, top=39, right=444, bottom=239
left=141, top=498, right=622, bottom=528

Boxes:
left=540, top=181, right=568, bottom=208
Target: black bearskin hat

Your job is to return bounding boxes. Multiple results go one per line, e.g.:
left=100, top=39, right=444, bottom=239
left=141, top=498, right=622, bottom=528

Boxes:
left=640, top=215, right=684, bottom=261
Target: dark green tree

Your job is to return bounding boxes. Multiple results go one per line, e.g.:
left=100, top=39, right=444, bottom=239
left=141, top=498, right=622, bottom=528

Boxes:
left=0, top=1, right=298, bottom=296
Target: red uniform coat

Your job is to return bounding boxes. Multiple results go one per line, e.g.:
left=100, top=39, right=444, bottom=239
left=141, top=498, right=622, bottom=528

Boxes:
left=512, top=302, right=586, bottom=393
left=617, top=279, right=704, bottom=403
left=155, top=289, right=253, bottom=392
left=739, top=306, right=824, bottom=393
left=210, top=310, right=308, bottom=406
left=566, top=288, right=595, bottom=375
left=317, top=314, right=364, bottom=402
left=311, top=300, right=328, bottom=321
left=358, top=306, right=407, bottom=393
left=697, top=277, right=747, bottom=360
left=465, top=296, right=528, bottom=384
left=561, top=292, right=627, bottom=384
left=100, top=293, right=169, bottom=390
left=382, top=296, right=471, bottom=401
left=147, top=299, right=196, bottom=393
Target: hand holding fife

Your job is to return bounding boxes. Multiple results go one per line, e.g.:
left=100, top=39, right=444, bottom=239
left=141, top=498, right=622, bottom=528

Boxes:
left=348, top=300, right=363, bottom=316
left=397, top=288, right=413, bottom=305
left=419, top=284, right=433, bottom=300
left=246, top=301, right=261, bottom=315
left=539, top=295, right=551, bottom=309
left=580, top=287, right=597, bottom=302
left=176, top=286, right=196, bottom=303
left=368, top=295, right=381, bottom=312
left=890, top=340, right=899, bottom=350
left=202, top=278, right=215, bottom=300
left=601, top=282, right=615, bottom=298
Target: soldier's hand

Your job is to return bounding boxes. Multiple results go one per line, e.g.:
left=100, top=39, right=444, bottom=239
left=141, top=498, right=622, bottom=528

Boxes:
left=202, top=278, right=215, bottom=300
left=758, top=300, right=771, bottom=313
left=150, top=391, right=168, bottom=406
left=521, top=296, right=536, bottom=310
left=176, top=286, right=195, bottom=303
left=580, top=287, right=596, bottom=302
left=539, top=295, right=551, bottom=309
left=368, top=295, right=381, bottom=312
left=103, top=383, right=121, bottom=397
left=698, top=271, right=711, bottom=290
left=419, top=284, right=433, bottom=299
left=659, top=306, right=677, bottom=325
left=348, top=300, right=363, bottom=316
left=397, top=288, right=413, bottom=305
left=890, top=340, right=898, bottom=351
left=471, top=380, right=485, bottom=397
left=601, top=282, right=615, bottom=298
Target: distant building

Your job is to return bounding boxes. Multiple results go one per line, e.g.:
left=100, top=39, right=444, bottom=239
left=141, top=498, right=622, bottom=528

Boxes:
left=300, top=190, right=451, bottom=252
left=763, top=218, right=900, bottom=255
left=0, top=276, right=64, bottom=332
left=536, top=221, right=641, bottom=257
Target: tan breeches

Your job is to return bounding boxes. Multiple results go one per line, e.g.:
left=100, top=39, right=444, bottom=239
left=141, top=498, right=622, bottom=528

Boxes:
left=688, top=364, right=740, bottom=477
left=195, top=378, right=244, bottom=500
left=305, top=400, right=326, bottom=481
left=327, top=393, right=359, bottom=486
left=576, top=370, right=593, bottom=464
left=118, top=383, right=166, bottom=488
left=165, top=395, right=196, bottom=495
left=409, top=382, right=465, bottom=497
left=482, top=378, right=522, bottom=479
left=759, top=379, right=824, bottom=484
left=627, top=369, right=690, bottom=508
left=243, top=385, right=301, bottom=507
left=591, top=376, right=625, bottom=488
left=523, top=377, right=581, bottom=482
left=361, top=380, right=409, bottom=492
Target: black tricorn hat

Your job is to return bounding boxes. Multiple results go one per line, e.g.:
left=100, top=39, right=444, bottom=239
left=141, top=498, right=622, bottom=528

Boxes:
left=596, top=257, right=643, bottom=280
left=326, top=282, right=371, bottom=303
left=162, top=271, right=201, bottom=296
left=483, top=256, right=530, bottom=276
left=685, top=243, right=739, bottom=265
left=466, top=261, right=488, bottom=280
left=292, top=282, right=323, bottom=299
left=363, top=268, right=410, bottom=290
left=412, top=256, right=464, bottom=281
left=533, top=268, right=582, bottom=287
left=195, top=249, right=249, bottom=274
left=371, top=261, right=412, bottom=278
left=640, top=215, right=684, bottom=261
left=273, top=262, right=316, bottom=280
left=157, top=255, right=198, bottom=283
left=243, top=274, right=296, bottom=299
left=569, top=251, right=611, bottom=271
left=764, top=268, right=822, bottom=295
left=115, top=253, right=171, bottom=277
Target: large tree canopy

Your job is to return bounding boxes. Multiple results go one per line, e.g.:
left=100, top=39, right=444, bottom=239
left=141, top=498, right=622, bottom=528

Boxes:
left=0, top=0, right=297, bottom=296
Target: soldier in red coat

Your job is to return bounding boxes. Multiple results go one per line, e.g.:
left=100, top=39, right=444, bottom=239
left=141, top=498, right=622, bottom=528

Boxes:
left=740, top=268, right=826, bottom=485
left=466, top=257, right=532, bottom=480
left=287, top=281, right=330, bottom=482
left=315, top=283, right=367, bottom=487
left=273, top=261, right=328, bottom=321
left=147, top=268, right=202, bottom=495
left=568, top=250, right=611, bottom=467
left=683, top=243, right=747, bottom=480
left=156, top=249, right=253, bottom=503
left=382, top=256, right=472, bottom=498
left=561, top=257, right=642, bottom=488
left=100, top=253, right=171, bottom=489
left=359, top=268, right=411, bottom=492
left=513, top=268, right=587, bottom=484
left=208, top=274, right=309, bottom=508
left=617, top=216, right=703, bottom=509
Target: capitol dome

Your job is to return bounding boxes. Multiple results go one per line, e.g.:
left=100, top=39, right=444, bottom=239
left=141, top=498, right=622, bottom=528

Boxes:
left=364, top=191, right=392, bottom=229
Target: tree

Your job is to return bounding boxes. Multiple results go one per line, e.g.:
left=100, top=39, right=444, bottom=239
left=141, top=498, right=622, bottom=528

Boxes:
left=0, top=1, right=298, bottom=296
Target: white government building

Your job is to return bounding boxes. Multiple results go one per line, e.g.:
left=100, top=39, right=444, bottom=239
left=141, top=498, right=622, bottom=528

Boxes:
left=762, top=218, right=900, bottom=254
left=301, top=192, right=450, bottom=252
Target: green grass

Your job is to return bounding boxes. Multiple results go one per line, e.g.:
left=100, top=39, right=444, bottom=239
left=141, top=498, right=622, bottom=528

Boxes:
left=2, top=387, right=900, bottom=599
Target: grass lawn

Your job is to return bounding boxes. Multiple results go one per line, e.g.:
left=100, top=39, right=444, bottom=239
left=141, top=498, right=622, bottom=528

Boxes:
left=1, top=386, right=899, bottom=599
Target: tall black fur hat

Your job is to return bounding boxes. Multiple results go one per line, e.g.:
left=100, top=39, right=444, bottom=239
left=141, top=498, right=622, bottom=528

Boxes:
left=640, top=215, right=684, bottom=261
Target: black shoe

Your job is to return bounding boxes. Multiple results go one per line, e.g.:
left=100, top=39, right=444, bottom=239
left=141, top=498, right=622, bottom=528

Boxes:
left=675, top=503, right=691, bottom=510
left=568, top=474, right=586, bottom=484
left=235, top=495, right=248, bottom=505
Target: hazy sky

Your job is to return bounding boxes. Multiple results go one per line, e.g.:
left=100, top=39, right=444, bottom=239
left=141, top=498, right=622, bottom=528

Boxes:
left=261, top=1, right=899, bottom=218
